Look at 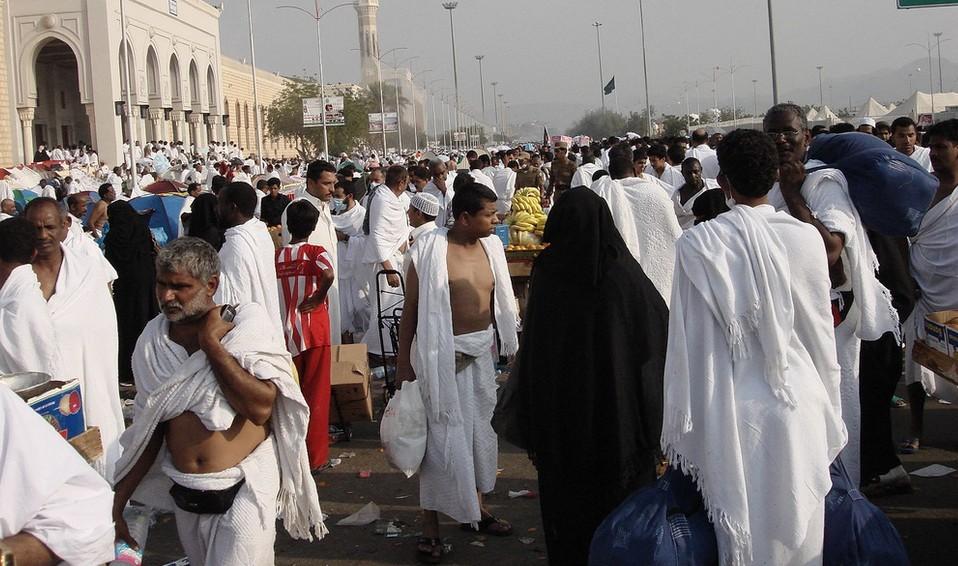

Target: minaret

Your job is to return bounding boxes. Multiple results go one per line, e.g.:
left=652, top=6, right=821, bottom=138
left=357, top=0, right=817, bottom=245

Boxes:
left=355, top=0, right=380, bottom=86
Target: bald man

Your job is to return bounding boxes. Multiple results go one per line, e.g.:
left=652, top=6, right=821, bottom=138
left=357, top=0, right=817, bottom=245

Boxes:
left=24, top=198, right=124, bottom=481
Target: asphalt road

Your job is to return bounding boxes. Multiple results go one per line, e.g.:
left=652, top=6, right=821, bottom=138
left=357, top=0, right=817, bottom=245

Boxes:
left=142, top=389, right=958, bottom=566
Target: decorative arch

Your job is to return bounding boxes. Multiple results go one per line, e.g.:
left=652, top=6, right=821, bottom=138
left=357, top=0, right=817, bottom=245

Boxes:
left=146, top=45, right=160, bottom=101
left=169, top=53, right=182, bottom=106
left=188, top=59, right=200, bottom=109
left=17, top=32, right=92, bottom=106
left=206, top=65, right=218, bottom=113
left=118, top=39, right=139, bottom=102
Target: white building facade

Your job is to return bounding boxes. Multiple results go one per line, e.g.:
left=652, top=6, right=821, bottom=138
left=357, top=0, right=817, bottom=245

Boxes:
left=6, top=0, right=226, bottom=167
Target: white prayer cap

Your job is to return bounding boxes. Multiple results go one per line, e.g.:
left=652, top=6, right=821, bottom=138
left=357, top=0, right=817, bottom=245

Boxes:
left=857, top=117, right=877, bottom=128
left=437, top=155, right=450, bottom=162
left=410, top=193, right=440, bottom=217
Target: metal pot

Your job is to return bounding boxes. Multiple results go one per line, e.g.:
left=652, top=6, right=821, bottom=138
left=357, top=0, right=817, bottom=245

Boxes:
left=0, top=372, right=52, bottom=396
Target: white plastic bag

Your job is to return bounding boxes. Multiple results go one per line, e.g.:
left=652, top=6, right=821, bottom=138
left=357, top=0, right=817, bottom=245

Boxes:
left=380, top=380, right=427, bottom=478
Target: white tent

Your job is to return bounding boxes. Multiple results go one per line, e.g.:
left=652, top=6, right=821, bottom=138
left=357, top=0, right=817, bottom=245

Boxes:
left=883, top=91, right=958, bottom=119
left=855, top=97, right=889, bottom=118
left=818, top=105, right=841, bottom=122
left=806, top=108, right=820, bottom=121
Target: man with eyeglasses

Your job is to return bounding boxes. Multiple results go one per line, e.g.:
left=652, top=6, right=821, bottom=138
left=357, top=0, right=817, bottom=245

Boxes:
left=762, top=103, right=900, bottom=489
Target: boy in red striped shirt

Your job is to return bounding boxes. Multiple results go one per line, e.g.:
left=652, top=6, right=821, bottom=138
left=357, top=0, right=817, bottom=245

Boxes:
left=276, top=200, right=335, bottom=470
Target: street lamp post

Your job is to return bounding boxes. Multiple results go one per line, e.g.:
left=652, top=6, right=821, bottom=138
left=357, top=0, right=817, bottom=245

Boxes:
left=712, top=66, right=720, bottom=110
left=491, top=81, right=500, bottom=142
left=933, top=32, right=949, bottom=94
left=766, top=0, right=779, bottom=104
left=393, top=52, right=415, bottom=156
left=752, top=79, right=758, bottom=121
left=245, top=0, right=264, bottom=162
left=442, top=2, right=461, bottom=150
left=636, top=0, right=653, bottom=137
left=411, top=69, right=432, bottom=152
left=118, top=0, right=137, bottom=175
left=475, top=55, right=486, bottom=121
left=908, top=38, right=937, bottom=121
left=278, top=2, right=355, bottom=159
left=427, top=79, right=443, bottom=148
left=816, top=65, right=824, bottom=108
left=593, top=22, right=605, bottom=111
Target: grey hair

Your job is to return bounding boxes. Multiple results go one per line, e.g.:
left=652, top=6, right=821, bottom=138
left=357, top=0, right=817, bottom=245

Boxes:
left=764, top=103, right=807, bottom=129
left=156, top=237, right=220, bottom=282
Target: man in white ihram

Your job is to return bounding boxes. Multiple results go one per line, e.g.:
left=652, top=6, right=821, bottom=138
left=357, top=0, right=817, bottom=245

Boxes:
left=663, top=130, right=846, bottom=566
left=112, top=238, right=326, bottom=565
left=591, top=144, right=683, bottom=304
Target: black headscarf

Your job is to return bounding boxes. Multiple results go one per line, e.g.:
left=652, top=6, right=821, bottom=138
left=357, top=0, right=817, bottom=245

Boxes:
left=186, top=193, right=224, bottom=250
left=104, top=201, right=154, bottom=266
left=512, top=187, right=669, bottom=565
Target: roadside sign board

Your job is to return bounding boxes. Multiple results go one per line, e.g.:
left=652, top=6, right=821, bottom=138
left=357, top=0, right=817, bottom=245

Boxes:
left=898, top=0, right=958, bottom=8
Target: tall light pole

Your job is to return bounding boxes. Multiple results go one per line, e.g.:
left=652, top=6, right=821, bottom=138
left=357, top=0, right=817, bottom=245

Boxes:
left=118, top=0, right=137, bottom=175
left=752, top=79, right=758, bottom=120
left=278, top=1, right=355, bottom=159
left=592, top=22, right=606, bottom=111
left=908, top=38, right=936, bottom=121
left=816, top=65, right=824, bottom=108
left=428, top=79, right=443, bottom=147
left=712, top=66, right=721, bottom=110
left=766, top=0, right=779, bottom=104
left=491, top=81, right=500, bottom=142
left=442, top=2, right=461, bottom=149
left=412, top=69, right=432, bottom=151
left=475, top=55, right=486, bottom=121
left=933, top=32, right=949, bottom=94
left=636, top=0, right=652, bottom=137
left=498, top=94, right=505, bottom=140
left=393, top=52, right=414, bottom=155
left=245, top=0, right=264, bottom=161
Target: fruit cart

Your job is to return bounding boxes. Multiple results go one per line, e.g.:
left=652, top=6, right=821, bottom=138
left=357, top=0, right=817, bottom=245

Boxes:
left=503, top=188, right=549, bottom=319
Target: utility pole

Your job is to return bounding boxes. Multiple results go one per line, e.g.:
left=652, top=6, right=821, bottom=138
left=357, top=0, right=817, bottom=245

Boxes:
left=593, top=22, right=605, bottom=111
left=442, top=2, right=461, bottom=150
left=475, top=55, right=486, bottom=121
left=816, top=65, right=824, bottom=108
left=491, top=81, right=500, bottom=142
left=713, top=66, right=719, bottom=110
left=752, top=79, right=758, bottom=121
left=118, top=0, right=137, bottom=176
left=245, top=0, right=264, bottom=161
left=934, top=32, right=945, bottom=94
left=637, top=0, right=652, bottom=137
left=766, top=0, right=779, bottom=104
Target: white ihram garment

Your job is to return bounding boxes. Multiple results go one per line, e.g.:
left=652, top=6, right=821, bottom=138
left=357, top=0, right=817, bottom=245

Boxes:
left=768, top=165, right=898, bottom=487
left=663, top=205, right=846, bottom=566
left=571, top=162, right=602, bottom=189
left=492, top=169, right=516, bottom=216
left=361, top=187, right=409, bottom=355
left=215, top=217, right=284, bottom=340
left=114, top=304, right=326, bottom=565
left=591, top=175, right=682, bottom=304
left=48, top=245, right=125, bottom=480
left=63, top=226, right=118, bottom=282
left=0, top=385, right=115, bottom=566
left=281, top=189, right=341, bottom=344
left=0, top=265, right=61, bottom=376
left=332, top=204, right=368, bottom=335
left=408, top=230, right=519, bottom=524
left=905, top=187, right=958, bottom=402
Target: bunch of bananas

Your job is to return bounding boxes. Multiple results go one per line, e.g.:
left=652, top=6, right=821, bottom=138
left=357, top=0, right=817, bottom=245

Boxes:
left=506, top=188, right=547, bottom=237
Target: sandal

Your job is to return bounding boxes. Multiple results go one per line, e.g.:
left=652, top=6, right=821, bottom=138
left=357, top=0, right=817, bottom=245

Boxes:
left=891, top=396, right=907, bottom=408
left=898, top=438, right=920, bottom=454
left=460, top=515, right=513, bottom=537
left=416, top=537, right=442, bottom=564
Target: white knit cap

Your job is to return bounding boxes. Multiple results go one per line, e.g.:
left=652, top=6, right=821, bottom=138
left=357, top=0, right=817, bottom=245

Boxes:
left=410, top=193, right=440, bottom=217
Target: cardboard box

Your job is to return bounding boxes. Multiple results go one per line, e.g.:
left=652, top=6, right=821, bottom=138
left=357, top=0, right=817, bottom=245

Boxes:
left=28, top=380, right=85, bottom=440
left=329, top=344, right=373, bottom=423
left=948, top=325, right=958, bottom=361
left=925, top=311, right=958, bottom=355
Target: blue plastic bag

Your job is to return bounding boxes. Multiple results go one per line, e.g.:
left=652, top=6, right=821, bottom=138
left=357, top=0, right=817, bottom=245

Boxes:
left=807, top=132, right=937, bottom=237
left=824, top=458, right=910, bottom=566
left=589, top=469, right=718, bottom=566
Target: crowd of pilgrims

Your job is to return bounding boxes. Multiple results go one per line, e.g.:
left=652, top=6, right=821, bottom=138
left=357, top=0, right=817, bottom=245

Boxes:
left=1, top=102, right=956, bottom=565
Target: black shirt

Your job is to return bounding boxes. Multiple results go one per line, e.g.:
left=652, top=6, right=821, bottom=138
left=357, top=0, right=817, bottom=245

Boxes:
left=261, top=194, right=290, bottom=227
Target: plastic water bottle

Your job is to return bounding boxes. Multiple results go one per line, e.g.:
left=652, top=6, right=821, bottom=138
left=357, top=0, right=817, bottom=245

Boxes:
left=110, top=505, right=154, bottom=566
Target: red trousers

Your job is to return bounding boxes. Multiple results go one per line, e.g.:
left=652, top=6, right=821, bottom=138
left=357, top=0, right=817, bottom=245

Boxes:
left=293, top=346, right=331, bottom=469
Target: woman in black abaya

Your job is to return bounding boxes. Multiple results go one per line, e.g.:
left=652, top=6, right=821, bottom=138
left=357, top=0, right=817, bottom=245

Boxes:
left=104, top=201, right=158, bottom=383
left=512, top=188, right=669, bottom=566
left=186, top=193, right=225, bottom=250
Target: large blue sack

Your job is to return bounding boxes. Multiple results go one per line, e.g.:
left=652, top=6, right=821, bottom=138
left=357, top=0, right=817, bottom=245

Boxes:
left=824, top=458, right=909, bottom=566
left=807, top=132, right=937, bottom=237
left=589, top=469, right=718, bottom=566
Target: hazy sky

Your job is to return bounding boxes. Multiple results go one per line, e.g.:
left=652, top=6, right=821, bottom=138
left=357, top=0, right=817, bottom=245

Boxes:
left=218, top=0, right=956, bottom=129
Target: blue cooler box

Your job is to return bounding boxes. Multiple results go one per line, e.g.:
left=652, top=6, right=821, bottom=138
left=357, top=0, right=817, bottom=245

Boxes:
left=28, top=380, right=85, bottom=440
left=495, top=224, right=510, bottom=247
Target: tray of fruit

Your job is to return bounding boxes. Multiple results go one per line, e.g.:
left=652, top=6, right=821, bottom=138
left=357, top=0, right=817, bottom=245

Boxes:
left=505, top=188, right=548, bottom=245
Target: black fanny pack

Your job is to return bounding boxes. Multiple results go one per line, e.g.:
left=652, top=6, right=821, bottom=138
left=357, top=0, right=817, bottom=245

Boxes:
left=170, top=478, right=246, bottom=515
